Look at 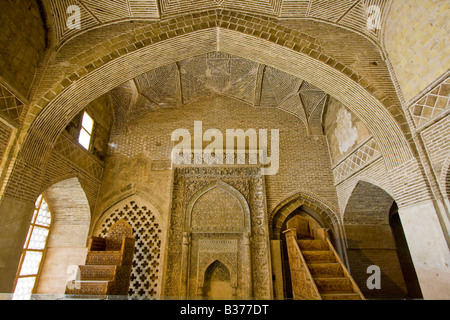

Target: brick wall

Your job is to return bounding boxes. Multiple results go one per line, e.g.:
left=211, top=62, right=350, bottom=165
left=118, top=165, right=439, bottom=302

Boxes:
left=384, top=0, right=449, bottom=103
left=0, top=0, right=47, bottom=98
left=95, top=94, right=339, bottom=221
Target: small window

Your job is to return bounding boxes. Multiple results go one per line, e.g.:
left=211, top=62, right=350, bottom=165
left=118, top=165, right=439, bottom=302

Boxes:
left=78, top=111, right=94, bottom=150
left=13, top=195, right=52, bottom=300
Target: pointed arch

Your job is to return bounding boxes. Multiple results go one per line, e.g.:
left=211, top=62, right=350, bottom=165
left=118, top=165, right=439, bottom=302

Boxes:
left=203, top=259, right=233, bottom=281
left=340, top=176, right=395, bottom=218
left=92, top=191, right=165, bottom=234
left=186, top=180, right=251, bottom=232
left=20, top=23, right=412, bottom=173
left=343, top=180, right=395, bottom=226
left=198, top=257, right=237, bottom=298
left=202, top=259, right=233, bottom=299
left=343, top=179, right=413, bottom=299
left=271, top=190, right=341, bottom=241
left=42, top=177, right=91, bottom=247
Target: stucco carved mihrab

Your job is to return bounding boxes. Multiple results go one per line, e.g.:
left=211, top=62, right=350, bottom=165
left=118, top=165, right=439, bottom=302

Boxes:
left=163, top=166, right=272, bottom=299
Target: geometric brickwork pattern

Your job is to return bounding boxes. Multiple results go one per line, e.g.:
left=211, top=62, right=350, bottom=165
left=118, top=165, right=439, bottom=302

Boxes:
left=45, top=0, right=388, bottom=45
left=159, top=0, right=283, bottom=17
left=276, top=79, right=328, bottom=133
left=53, top=133, right=104, bottom=182
left=110, top=52, right=328, bottom=134
left=332, top=138, right=381, bottom=184
left=25, top=8, right=412, bottom=174
left=133, top=63, right=179, bottom=110
left=179, top=52, right=260, bottom=105
left=47, top=0, right=160, bottom=44
left=446, top=169, right=450, bottom=201
left=0, top=83, right=25, bottom=123
left=409, top=76, right=450, bottom=129
left=96, top=200, right=163, bottom=300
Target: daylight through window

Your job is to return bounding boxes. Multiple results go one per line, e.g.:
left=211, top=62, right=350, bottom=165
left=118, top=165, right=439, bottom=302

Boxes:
left=78, top=111, right=94, bottom=150
left=13, top=195, right=52, bottom=300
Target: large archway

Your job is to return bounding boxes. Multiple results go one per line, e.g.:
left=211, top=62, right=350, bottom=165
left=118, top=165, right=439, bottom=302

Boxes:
left=20, top=19, right=412, bottom=170
left=343, top=180, right=421, bottom=299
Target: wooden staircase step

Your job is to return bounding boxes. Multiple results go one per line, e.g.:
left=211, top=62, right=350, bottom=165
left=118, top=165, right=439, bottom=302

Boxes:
left=302, top=251, right=336, bottom=263
left=65, top=280, right=112, bottom=295
left=85, top=251, right=122, bottom=265
left=297, top=240, right=329, bottom=251
left=79, top=265, right=117, bottom=281
left=308, top=263, right=344, bottom=278
left=314, top=278, right=354, bottom=294
left=321, top=293, right=362, bottom=300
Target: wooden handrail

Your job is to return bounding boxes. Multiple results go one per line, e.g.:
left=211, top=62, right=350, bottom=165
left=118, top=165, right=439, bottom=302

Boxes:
left=320, top=233, right=365, bottom=300
left=283, top=228, right=322, bottom=300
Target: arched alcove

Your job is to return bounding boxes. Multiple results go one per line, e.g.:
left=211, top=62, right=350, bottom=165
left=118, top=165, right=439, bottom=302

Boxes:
left=281, top=206, right=339, bottom=299
left=35, top=177, right=91, bottom=295
left=270, top=193, right=344, bottom=300
left=203, top=260, right=233, bottom=300
left=343, top=180, right=420, bottom=299
left=187, top=181, right=250, bottom=233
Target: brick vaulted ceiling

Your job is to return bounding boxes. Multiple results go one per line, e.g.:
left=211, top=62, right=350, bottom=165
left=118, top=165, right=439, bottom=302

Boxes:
left=44, top=0, right=390, bottom=47
left=109, top=52, right=328, bottom=134
left=22, top=1, right=413, bottom=173
left=37, top=1, right=401, bottom=137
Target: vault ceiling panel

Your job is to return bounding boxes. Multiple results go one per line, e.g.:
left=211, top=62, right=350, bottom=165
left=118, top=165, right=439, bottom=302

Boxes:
left=134, top=64, right=178, bottom=107
left=300, top=90, right=327, bottom=117
left=260, top=66, right=302, bottom=108
left=81, top=0, right=130, bottom=23
left=279, top=1, right=310, bottom=18
left=178, top=53, right=259, bottom=104
left=128, top=0, right=160, bottom=17
left=226, top=58, right=260, bottom=104
left=110, top=81, right=136, bottom=116
left=309, top=0, right=359, bottom=21
left=48, top=0, right=99, bottom=43
left=339, top=0, right=385, bottom=39
left=44, top=0, right=388, bottom=46
left=158, top=0, right=283, bottom=16
left=277, top=94, right=307, bottom=123
left=107, top=53, right=329, bottom=132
